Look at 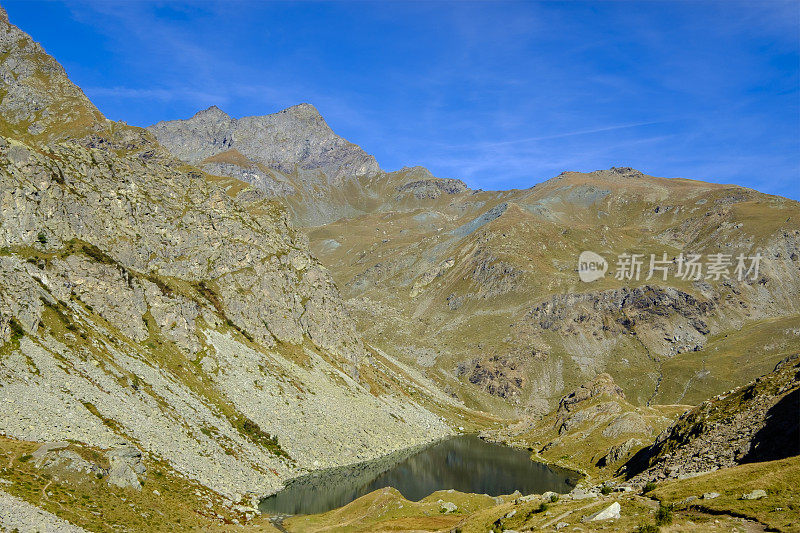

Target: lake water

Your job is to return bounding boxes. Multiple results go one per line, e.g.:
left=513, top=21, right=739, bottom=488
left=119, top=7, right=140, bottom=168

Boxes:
left=260, top=435, right=580, bottom=515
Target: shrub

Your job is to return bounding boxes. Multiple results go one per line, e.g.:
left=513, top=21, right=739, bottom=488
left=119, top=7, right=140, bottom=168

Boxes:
left=235, top=416, right=290, bottom=459
left=8, top=318, right=25, bottom=341
left=550, top=493, right=559, bottom=502
left=601, top=485, right=612, bottom=495
left=80, top=242, right=116, bottom=266
left=655, top=503, right=673, bottom=526
left=634, top=524, right=660, bottom=533
left=643, top=481, right=657, bottom=493
left=37, top=231, right=47, bottom=245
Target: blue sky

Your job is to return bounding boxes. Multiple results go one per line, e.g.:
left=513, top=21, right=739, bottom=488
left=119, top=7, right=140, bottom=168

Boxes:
left=4, top=0, right=799, bottom=199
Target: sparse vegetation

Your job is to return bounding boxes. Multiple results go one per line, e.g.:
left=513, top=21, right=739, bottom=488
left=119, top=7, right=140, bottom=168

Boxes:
left=655, top=502, right=673, bottom=526
left=650, top=455, right=800, bottom=531
left=40, top=298, right=77, bottom=332
left=0, top=436, right=247, bottom=531
left=8, top=317, right=25, bottom=342
left=234, top=416, right=290, bottom=459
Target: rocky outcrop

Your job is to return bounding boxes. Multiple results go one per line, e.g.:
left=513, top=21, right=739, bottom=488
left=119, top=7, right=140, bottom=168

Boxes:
left=29, top=441, right=146, bottom=490
left=557, top=373, right=625, bottom=417
left=0, top=6, right=103, bottom=140
left=148, top=104, right=380, bottom=187
left=397, top=176, right=468, bottom=199
left=596, top=438, right=642, bottom=468
left=624, top=354, right=800, bottom=484
left=521, top=286, right=716, bottom=358
left=106, top=444, right=146, bottom=490
left=458, top=354, right=525, bottom=400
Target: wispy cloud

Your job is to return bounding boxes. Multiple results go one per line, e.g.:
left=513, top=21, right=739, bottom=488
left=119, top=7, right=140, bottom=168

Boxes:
left=85, top=86, right=227, bottom=103
left=462, top=120, right=674, bottom=149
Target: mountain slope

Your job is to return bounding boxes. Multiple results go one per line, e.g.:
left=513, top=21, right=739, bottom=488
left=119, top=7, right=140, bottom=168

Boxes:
left=0, top=7, right=103, bottom=140
left=154, top=104, right=800, bottom=417
left=0, top=7, right=453, bottom=503
left=304, top=167, right=800, bottom=415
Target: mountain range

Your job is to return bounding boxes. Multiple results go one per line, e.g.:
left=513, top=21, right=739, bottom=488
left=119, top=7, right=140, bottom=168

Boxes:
left=0, top=5, right=798, bottom=531
left=150, top=103, right=800, bottom=418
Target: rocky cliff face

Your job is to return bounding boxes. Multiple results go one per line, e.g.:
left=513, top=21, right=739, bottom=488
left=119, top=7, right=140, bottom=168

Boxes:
left=0, top=9, right=451, bottom=501
left=149, top=104, right=380, bottom=183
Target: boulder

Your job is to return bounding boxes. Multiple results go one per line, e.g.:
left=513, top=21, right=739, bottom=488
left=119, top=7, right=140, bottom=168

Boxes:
left=440, top=501, right=457, bottom=513
left=570, top=488, right=598, bottom=500
left=741, top=489, right=767, bottom=500
left=105, top=444, right=146, bottom=490
left=586, top=502, right=621, bottom=521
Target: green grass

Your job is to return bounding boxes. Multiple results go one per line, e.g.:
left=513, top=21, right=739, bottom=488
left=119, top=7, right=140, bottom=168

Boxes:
left=234, top=416, right=290, bottom=459
left=651, top=455, right=800, bottom=531
left=654, top=502, right=673, bottom=525
left=0, top=436, right=279, bottom=532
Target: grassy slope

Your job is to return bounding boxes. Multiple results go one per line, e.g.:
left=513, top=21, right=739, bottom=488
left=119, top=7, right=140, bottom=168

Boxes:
left=284, top=488, right=499, bottom=533
left=654, top=315, right=800, bottom=405
left=651, top=456, right=800, bottom=532
left=0, top=436, right=281, bottom=532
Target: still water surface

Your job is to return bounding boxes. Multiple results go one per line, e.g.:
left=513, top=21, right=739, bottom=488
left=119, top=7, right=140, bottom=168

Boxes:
left=260, top=435, right=580, bottom=515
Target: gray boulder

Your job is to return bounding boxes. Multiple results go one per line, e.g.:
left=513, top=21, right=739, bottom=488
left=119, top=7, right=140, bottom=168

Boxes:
left=586, top=502, right=620, bottom=521
left=106, top=444, right=146, bottom=490
left=439, top=501, right=457, bottom=513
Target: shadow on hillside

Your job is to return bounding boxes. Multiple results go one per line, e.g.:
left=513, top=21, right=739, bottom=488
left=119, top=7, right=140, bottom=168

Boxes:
left=742, top=388, right=800, bottom=464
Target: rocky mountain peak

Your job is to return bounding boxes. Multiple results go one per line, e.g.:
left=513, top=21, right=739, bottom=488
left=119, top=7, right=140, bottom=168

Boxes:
left=148, top=103, right=381, bottom=186
left=0, top=7, right=104, bottom=140
left=280, top=102, right=325, bottom=122
left=191, top=104, right=231, bottom=121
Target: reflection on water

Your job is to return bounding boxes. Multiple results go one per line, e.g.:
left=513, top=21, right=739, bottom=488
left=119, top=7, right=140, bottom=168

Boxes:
left=260, top=435, right=580, bottom=515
